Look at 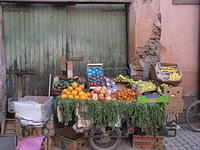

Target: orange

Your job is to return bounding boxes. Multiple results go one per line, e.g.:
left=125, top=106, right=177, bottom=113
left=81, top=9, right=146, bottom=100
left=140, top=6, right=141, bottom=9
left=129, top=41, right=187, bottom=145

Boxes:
left=74, top=95, right=79, bottom=99
left=79, top=91, right=85, bottom=96
left=71, top=82, right=78, bottom=88
left=61, top=94, right=68, bottom=99
left=86, top=92, right=91, bottom=97
left=67, top=86, right=73, bottom=92
left=79, top=95, right=86, bottom=100
left=62, top=89, right=68, bottom=94
left=85, top=95, right=88, bottom=100
left=65, top=91, right=71, bottom=96
left=68, top=95, right=74, bottom=99
left=75, top=87, right=82, bottom=93
left=79, top=84, right=85, bottom=89
left=71, top=90, right=78, bottom=96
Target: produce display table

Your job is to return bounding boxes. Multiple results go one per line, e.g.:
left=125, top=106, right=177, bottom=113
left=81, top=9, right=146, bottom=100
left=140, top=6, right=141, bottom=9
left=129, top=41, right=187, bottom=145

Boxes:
left=55, top=98, right=165, bottom=132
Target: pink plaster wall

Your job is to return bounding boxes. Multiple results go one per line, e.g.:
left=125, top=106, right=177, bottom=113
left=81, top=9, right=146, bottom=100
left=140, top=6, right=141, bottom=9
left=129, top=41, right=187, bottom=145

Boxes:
left=160, top=0, right=200, bottom=96
left=134, top=0, right=160, bottom=47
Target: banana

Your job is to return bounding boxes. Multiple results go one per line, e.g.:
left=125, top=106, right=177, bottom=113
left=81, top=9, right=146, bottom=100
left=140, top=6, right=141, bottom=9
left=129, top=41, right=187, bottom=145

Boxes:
left=169, top=72, right=181, bottom=81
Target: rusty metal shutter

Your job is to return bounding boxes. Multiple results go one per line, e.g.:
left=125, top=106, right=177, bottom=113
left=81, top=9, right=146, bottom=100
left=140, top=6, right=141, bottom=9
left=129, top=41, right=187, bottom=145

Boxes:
left=3, top=3, right=127, bottom=97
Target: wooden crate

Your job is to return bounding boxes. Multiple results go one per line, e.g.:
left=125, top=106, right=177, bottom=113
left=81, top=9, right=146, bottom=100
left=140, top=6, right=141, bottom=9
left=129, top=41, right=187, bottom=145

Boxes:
left=54, top=127, right=88, bottom=150
left=1, top=119, right=16, bottom=135
left=41, top=136, right=53, bottom=150
left=54, top=135, right=88, bottom=150
left=132, top=135, right=164, bottom=150
left=16, top=116, right=54, bottom=138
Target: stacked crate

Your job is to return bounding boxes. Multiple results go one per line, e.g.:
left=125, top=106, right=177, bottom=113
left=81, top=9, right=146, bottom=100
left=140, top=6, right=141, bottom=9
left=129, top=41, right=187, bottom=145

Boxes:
left=16, top=116, right=54, bottom=150
left=164, top=87, right=183, bottom=113
left=163, top=87, right=183, bottom=136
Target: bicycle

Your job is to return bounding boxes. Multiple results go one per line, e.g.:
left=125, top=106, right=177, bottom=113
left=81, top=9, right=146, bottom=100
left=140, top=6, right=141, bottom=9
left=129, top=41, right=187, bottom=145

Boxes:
left=185, top=100, right=200, bottom=131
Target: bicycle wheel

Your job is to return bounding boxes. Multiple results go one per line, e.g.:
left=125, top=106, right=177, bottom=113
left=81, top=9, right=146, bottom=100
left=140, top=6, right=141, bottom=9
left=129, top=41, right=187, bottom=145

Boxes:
left=89, top=126, right=121, bottom=150
left=186, top=101, right=200, bottom=132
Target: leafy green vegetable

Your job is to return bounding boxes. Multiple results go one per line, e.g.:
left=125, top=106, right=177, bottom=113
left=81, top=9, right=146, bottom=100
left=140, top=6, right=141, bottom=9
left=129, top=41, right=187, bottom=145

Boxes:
left=55, top=98, right=165, bottom=134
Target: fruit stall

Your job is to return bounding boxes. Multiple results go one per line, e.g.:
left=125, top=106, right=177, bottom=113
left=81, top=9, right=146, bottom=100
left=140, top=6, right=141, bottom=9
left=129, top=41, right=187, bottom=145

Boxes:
left=5, top=62, right=183, bottom=150
left=50, top=62, right=182, bottom=150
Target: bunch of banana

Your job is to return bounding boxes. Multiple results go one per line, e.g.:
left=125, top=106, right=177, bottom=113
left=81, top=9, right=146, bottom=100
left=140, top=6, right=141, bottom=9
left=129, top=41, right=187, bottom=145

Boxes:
left=114, top=75, right=134, bottom=83
left=161, top=67, right=177, bottom=73
left=169, top=72, right=181, bottom=81
left=135, top=80, right=157, bottom=93
left=160, top=83, right=169, bottom=87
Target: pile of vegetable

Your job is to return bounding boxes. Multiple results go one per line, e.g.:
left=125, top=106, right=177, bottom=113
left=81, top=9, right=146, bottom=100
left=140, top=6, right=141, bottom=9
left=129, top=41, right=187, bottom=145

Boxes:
left=54, top=80, right=70, bottom=90
left=55, top=98, right=165, bottom=134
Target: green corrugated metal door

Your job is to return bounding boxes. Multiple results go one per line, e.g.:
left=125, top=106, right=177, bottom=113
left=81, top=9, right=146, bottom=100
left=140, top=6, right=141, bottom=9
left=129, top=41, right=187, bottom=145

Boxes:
left=3, top=3, right=127, bottom=97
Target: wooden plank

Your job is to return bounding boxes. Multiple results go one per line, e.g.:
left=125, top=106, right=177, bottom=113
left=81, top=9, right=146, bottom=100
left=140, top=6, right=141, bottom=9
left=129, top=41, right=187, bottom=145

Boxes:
left=172, top=0, right=200, bottom=5
left=0, top=4, right=7, bottom=120
left=67, top=57, right=84, bottom=61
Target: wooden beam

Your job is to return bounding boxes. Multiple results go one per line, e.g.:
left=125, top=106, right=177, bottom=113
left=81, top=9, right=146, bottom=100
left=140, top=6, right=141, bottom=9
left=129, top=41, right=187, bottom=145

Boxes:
left=173, top=0, right=200, bottom=5
left=0, top=4, right=7, bottom=121
left=67, top=57, right=84, bottom=61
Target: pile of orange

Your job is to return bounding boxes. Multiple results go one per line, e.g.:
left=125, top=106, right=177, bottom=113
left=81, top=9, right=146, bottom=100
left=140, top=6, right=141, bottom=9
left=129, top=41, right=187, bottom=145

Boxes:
left=114, top=89, right=137, bottom=102
left=60, top=82, right=91, bottom=100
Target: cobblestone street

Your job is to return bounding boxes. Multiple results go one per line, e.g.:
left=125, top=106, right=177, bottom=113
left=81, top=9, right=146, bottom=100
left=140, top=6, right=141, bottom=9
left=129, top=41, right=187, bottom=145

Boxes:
left=115, top=124, right=200, bottom=150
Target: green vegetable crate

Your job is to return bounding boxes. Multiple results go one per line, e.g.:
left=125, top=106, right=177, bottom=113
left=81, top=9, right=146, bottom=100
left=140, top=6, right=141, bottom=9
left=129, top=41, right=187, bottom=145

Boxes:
left=137, top=94, right=168, bottom=103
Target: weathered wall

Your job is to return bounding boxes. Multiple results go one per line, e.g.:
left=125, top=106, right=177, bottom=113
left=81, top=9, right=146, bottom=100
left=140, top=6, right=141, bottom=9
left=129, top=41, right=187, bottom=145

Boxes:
left=130, top=0, right=161, bottom=80
left=0, top=5, right=6, bottom=120
left=160, top=0, right=200, bottom=96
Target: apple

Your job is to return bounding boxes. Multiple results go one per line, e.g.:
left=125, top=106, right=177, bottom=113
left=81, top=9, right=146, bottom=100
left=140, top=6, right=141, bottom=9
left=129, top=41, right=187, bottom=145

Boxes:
left=106, top=96, right=112, bottom=101
left=98, top=94, right=105, bottom=101
left=112, top=97, right=117, bottom=101
left=92, top=94, right=98, bottom=101
left=105, top=93, right=111, bottom=97
left=93, top=87, right=101, bottom=94
left=100, top=89, right=106, bottom=94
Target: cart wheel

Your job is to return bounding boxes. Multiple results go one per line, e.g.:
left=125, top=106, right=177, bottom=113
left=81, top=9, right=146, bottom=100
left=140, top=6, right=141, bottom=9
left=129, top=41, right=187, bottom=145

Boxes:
left=186, top=101, right=200, bottom=132
left=89, top=126, right=121, bottom=150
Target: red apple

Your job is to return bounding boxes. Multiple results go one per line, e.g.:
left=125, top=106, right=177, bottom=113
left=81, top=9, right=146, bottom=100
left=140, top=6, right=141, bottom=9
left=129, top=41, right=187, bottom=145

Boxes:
left=112, top=98, right=117, bottom=101
left=92, top=94, right=98, bottom=101
left=98, top=94, right=106, bottom=101
left=93, top=87, right=101, bottom=94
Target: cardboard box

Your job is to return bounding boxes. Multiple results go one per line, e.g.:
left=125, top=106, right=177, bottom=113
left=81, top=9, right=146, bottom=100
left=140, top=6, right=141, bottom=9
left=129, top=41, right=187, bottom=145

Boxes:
left=14, top=96, right=53, bottom=122
left=132, top=135, right=164, bottom=149
left=54, top=127, right=88, bottom=150
left=165, top=98, right=183, bottom=113
left=163, top=87, right=183, bottom=99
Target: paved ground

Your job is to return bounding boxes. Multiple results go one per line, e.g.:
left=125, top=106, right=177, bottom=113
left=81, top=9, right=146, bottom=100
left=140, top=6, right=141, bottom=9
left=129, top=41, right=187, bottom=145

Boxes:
left=117, top=124, right=200, bottom=150
left=54, top=123, right=200, bottom=150
left=115, top=124, right=200, bottom=150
